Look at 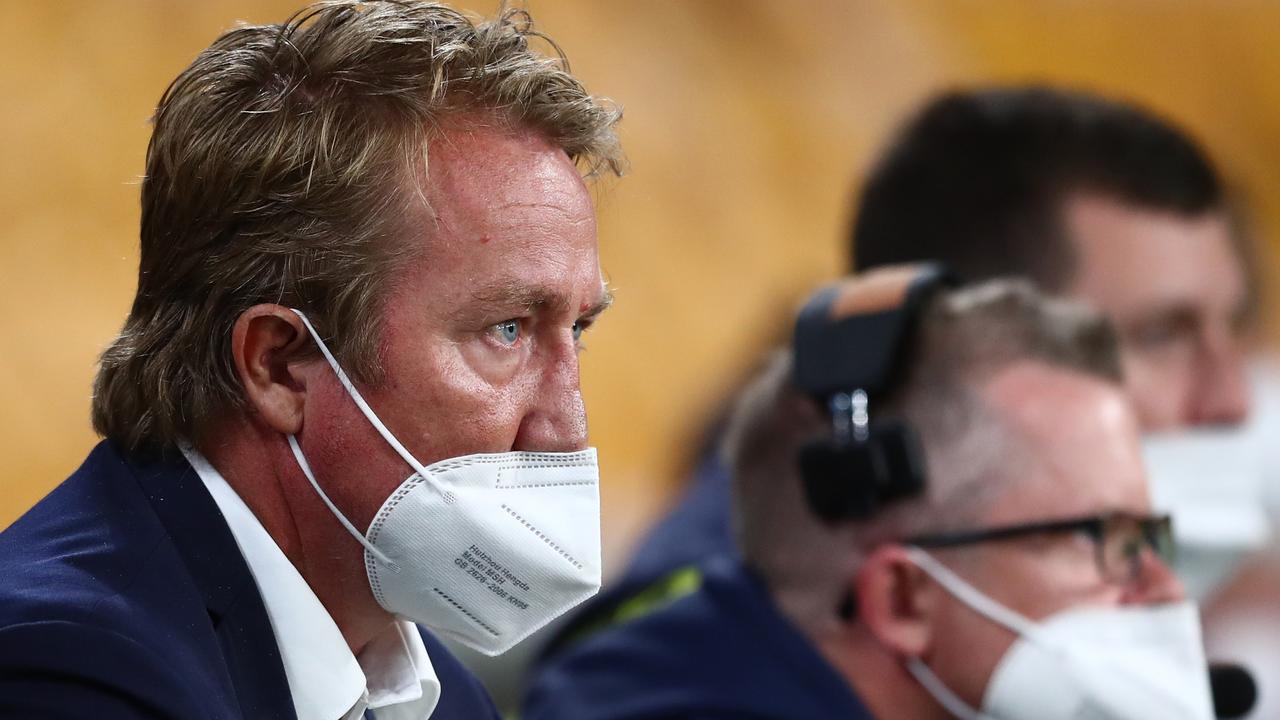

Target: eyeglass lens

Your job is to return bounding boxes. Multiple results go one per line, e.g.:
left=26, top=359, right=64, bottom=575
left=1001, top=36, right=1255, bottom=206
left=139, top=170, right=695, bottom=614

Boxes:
left=1096, top=515, right=1173, bottom=584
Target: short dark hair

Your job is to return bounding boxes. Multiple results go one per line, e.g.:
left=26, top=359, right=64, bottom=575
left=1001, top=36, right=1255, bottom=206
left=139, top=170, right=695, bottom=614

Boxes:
left=850, top=86, right=1224, bottom=290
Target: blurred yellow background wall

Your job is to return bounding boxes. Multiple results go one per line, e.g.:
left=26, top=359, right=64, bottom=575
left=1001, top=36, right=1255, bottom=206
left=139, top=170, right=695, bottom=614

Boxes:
left=5, top=1, right=1280, bottom=568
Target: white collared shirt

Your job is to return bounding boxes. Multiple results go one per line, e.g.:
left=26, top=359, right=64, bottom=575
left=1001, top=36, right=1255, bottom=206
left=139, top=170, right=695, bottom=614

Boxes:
left=182, top=446, right=441, bottom=720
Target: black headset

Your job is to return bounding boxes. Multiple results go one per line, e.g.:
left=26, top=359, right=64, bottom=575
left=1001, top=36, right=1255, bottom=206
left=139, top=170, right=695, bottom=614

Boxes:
left=792, top=264, right=956, bottom=523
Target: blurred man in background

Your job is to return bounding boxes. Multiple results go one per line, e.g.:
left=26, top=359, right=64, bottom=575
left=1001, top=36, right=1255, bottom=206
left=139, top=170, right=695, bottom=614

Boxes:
left=853, top=87, right=1274, bottom=717
left=541, top=82, right=1265, bottom=676
left=0, top=3, right=622, bottom=718
left=527, top=270, right=1211, bottom=719
left=854, top=87, right=1251, bottom=432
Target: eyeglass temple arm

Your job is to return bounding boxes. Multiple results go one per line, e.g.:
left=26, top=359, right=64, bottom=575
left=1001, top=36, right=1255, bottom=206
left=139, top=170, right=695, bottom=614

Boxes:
left=906, top=516, right=1106, bottom=549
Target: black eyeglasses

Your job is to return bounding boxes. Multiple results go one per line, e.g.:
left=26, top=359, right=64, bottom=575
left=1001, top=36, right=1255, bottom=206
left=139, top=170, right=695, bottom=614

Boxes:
left=906, top=512, right=1175, bottom=586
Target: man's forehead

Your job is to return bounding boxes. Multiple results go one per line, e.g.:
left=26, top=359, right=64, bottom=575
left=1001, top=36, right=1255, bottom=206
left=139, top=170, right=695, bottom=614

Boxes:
left=983, top=362, right=1134, bottom=451
left=1063, top=195, right=1244, bottom=312
left=420, top=122, right=591, bottom=213
left=389, top=121, right=601, bottom=292
left=978, top=361, right=1149, bottom=520
left=401, top=129, right=597, bottom=271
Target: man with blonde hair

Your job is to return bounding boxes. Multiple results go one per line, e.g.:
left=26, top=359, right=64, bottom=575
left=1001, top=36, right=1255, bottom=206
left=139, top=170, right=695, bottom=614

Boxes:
left=0, top=2, right=622, bottom=718
left=526, top=268, right=1209, bottom=719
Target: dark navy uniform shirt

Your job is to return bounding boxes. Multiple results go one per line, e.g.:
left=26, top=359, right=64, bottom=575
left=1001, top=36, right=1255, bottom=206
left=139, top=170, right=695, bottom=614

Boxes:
left=539, top=454, right=735, bottom=662
left=524, top=554, right=874, bottom=720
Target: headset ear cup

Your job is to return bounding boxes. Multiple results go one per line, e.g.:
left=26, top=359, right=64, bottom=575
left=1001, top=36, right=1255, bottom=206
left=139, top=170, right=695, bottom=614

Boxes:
left=799, top=442, right=844, bottom=523
left=870, top=421, right=928, bottom=502
left=798, top=423, right=929, bottom=524
left=798, top=441, right=880, bottom=523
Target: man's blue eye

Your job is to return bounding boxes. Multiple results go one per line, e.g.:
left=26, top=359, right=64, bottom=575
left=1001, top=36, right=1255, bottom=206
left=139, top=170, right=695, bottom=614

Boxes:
left=572, top=321, right=583, bottom=342
left=495, top=320, right=520, bottom=345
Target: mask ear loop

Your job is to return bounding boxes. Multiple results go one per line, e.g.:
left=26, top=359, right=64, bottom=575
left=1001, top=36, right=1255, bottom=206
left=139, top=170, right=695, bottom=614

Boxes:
left=905, top=546, right=1043, bottom=640
left=905, top=658, right=992, bottom=720
left=287, top=434, right=401, bottom=573
left=901, top=547, right=1048, bottom=720
left=286, top=308, right=438, bottom=573
left=290, top=309, right=439, bottom=485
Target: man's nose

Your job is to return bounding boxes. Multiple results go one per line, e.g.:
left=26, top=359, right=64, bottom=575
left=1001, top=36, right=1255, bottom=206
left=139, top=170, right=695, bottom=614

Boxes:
left=512, top=331, right=588, bottom=452
left=1188, top=332, right=1250, bottom=427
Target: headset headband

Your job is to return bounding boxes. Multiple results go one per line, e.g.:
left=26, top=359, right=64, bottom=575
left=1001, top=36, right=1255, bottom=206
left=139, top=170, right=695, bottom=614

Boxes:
left=793, top=263, right=954, bottom=401
left=792, top=263, right=957, bottom=522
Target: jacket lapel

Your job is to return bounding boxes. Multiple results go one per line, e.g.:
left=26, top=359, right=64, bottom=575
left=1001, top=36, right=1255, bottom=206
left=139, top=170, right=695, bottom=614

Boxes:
left=127, top=445, right=298, bottom=720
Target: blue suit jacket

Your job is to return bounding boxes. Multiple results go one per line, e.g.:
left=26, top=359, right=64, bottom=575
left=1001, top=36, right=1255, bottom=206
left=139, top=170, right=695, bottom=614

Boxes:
left=0, top=441, right=500, bottom=720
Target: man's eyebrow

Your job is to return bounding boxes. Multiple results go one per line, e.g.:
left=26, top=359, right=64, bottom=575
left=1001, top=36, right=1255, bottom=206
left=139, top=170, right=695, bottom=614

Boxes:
left=462, top=283, right=613, bottom=318
left=579, top=286, right=614, bottom=320
left=469, top=283, right=568, bottom=313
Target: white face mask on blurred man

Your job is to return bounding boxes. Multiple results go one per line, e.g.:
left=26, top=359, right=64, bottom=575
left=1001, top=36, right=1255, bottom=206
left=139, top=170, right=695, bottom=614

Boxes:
left=906, top=546, right=1213, bottom=720
left=1142, top=359, right=1280, bottom=599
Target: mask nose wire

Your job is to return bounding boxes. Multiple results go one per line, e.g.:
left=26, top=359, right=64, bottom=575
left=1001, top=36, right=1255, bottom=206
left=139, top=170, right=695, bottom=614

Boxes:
left=290, top=309, right=438, bottom=485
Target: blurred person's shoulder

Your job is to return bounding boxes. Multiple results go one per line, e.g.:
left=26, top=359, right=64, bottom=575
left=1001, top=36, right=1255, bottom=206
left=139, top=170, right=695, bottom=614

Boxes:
left=523, top=555, right=872, bottom=720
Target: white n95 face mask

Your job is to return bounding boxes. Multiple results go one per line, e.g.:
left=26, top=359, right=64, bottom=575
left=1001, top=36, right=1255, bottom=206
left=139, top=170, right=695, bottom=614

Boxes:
left=903, top=547, right=1214, bottom=720
left=286, top=309, right=602, bottom=656
left=1143, top=428, right=1270, bottom=600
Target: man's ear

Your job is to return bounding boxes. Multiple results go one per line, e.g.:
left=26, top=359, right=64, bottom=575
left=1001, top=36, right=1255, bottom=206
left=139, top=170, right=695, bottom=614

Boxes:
left=232, top=304, right=313, bottom=435
left=854, top=544, right=938, bottom=659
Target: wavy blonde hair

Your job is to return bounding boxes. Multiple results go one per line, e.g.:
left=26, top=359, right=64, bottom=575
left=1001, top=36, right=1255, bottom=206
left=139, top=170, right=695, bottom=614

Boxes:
left=93, top=1, right=624, bottom=452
